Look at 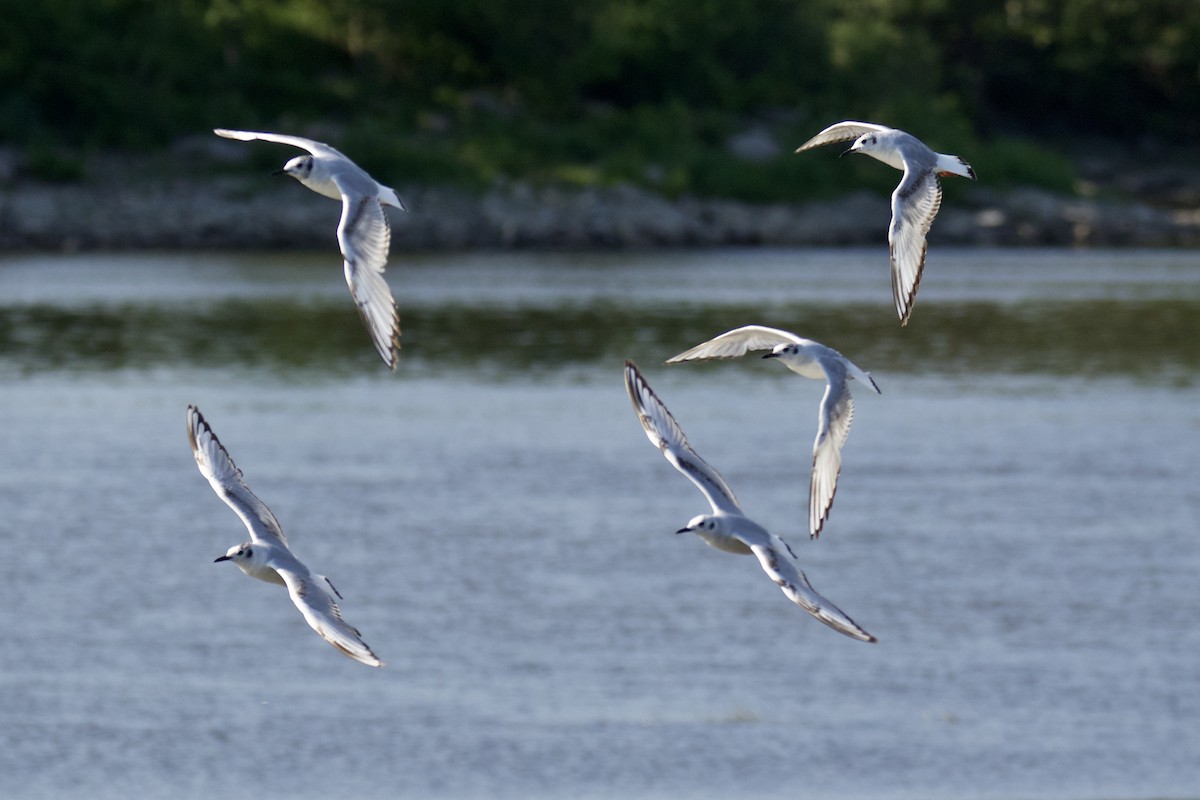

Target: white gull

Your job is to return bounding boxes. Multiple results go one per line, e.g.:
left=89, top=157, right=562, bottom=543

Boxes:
left=215, top=128, right=406, bottom=370
left=624, top=361, right=875, bottom=642
left=187, top=405, right=383, bottom=667
left=667, top=325, right=880, bottom=539
left=796, top=121, right=976, bottom=325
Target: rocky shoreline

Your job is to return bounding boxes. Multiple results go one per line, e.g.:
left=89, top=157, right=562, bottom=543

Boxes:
left=2, top=160, right=1198, bottom=252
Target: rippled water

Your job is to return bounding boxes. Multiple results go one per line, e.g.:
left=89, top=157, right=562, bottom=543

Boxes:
left=0, top=249, right=1198, bottom=800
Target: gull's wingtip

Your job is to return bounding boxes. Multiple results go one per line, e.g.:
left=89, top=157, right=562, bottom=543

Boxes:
left=819, top=609, right=878, bottom=643
left=826, top=607, right=878, bottom=643
left=185, top=404, right=204, bottom=447
left=186, top=403, right=211, bottom=429
left=842, top=626, right=877, bottom=644
left=333, top=641, right=384, bottom=668
left=358, top=650, right=385, bottom=668
left=850, top=623, right=878, bottom=644
left=213, top=128, right=255, bottom=141
left=377, top=328, right=400, bottom=373
left=838, top=609, right=878, bottom=643
left=624, top=360, right=648, bottom=409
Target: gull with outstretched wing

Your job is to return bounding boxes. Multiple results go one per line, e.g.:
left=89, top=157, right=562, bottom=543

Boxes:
left=187, top=405, right=383, bottom=667
left=625, top=362, right=875, bottom=642
left=667, top=325, right=880, bottom=539
left=215, top=128, right=406, bottom=370
left=797, top=121, right=976, bottom=325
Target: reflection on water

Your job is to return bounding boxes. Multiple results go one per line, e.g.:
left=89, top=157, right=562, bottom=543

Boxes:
left=2, top=295, right=1198, bottom=381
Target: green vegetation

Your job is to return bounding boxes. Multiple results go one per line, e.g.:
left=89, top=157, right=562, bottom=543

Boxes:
left=3, top=0, right=1197, bottom=200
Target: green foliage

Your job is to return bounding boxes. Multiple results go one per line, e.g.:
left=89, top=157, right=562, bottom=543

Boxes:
left=1, top=0, right=1192, bottom=199
left=24, top=146, right=86, bottom=183
left=970, top=138, right=1077, bottom=192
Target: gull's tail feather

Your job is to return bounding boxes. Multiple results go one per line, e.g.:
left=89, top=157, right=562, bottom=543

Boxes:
left=844, top=361, right=881, bottom=395
left=936, top=153, right=976, bottom=181
left=378, top=185, right=407, bottom=212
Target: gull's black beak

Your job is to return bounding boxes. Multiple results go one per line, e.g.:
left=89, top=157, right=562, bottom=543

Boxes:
left=676, top=527, right=691, bottom=535
left=839, top=146, right=855, bottom=158
left=762, top=352, right=778, bottom=359
left=214, top=555, right=231, bottom=563
left=271, top=169, right=286, bottom=176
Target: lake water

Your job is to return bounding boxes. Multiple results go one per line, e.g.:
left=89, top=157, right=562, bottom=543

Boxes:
left=0, top=248, right=1198, bottom=800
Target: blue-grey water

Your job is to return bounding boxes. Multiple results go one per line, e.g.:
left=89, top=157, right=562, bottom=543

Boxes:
left=0, top=248, right=1198, bottom=800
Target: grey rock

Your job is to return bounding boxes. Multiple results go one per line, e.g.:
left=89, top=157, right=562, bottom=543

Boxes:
left=1, top=168, right=1198, bottom=251
left=726, top=126, right=782, bottom=163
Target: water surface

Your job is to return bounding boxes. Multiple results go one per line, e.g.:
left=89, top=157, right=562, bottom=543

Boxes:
left=0, top=248, right=1197, bottom=800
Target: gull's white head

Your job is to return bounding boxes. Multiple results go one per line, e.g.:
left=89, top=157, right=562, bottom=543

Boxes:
left=214, top=542, right=256, bottom=568
left=677, top=514, right=719, bottom=535
left=762, top=342, right=801, bottom=363
left=843, top=131, right=909, bottom=171
left=275, top=155, right=314, bottom=180
left=843, top=132, right=881, bottom=158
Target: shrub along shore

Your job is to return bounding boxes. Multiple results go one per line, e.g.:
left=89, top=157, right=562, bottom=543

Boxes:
left=8, top=2, right=1199, bottom=252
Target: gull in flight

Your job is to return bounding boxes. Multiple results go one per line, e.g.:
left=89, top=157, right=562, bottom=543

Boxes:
left=796, top=121, right=976, bottom=325
left=186, top=405, right=383, bottom=667
left=214, top=128, right=406, bottom=370
left=667, top=325, right=880, bottom=539
left=624, top=361, right=876, bottom=642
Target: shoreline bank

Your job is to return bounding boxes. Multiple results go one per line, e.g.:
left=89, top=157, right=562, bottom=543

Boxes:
left=2, top=171, right=1198, bottom=253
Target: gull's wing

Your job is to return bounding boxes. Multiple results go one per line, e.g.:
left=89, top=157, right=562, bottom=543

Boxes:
left=796, top=121, right=893, bottom=152
left=666, top=325, right=802, bottom=363
left=274, top=566, right=383, bottom=667
left=336, top=191, right=401, bottom=371
left=889, top=169, right=943, bottom=325
left=213, top=128, right=341, bottom=158
left=186, top=405, right=287, bottom=548
left=624, top=361, right=742, bottom=515
left=810, top=365, right=855, bottom=539
left=738, top=532, right=876, bottom=642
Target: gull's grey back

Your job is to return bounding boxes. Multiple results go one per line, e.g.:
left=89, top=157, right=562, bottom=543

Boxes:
left=884, top=129, right=937, bottom=171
